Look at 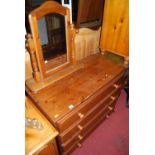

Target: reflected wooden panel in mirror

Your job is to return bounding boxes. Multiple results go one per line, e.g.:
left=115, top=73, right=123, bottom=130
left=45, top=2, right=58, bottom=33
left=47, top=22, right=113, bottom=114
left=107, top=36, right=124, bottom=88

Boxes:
left=38, top=13, right=67, bottom=71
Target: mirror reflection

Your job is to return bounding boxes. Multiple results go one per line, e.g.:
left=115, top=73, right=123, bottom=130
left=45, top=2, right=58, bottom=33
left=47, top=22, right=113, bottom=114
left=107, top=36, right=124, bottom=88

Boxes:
left=38, top=13, right=67, bottom=70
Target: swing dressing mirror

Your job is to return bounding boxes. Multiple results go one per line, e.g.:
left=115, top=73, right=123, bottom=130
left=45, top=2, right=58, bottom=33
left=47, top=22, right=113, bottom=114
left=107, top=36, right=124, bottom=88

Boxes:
left=28, top=1, right=73, bottom=81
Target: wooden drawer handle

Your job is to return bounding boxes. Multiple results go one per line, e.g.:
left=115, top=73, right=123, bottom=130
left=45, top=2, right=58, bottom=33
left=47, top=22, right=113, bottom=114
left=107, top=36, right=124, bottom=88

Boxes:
left=78, top=112, right=84, bottom=118
left=124, top=80, right=128, bottom=85
left=77, top=125, right=83, bottom=130
left=106, top=115, right=110, bottom=118
left=77, top=142, right=82, bottom=148
left=78, top=135, right=83, bottom=140
left=108, top=106, right=113, bottom=111
left=110, top=96, right=116, bottom=101
left=113, top=84, right=119, bottom=88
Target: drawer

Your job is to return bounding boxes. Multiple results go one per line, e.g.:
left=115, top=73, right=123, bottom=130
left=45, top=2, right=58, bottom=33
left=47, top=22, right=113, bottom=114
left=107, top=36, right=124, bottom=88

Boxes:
left=56, top=109, right=80, bottom=132
left=59, top=124, right=80, bottom=143
left=116, top=71, right=129, bottom=87
left=62, top=140, right=82, bottom=155
left=57, top=76, right=122, bottom=133
left=80, top=106, right=112, bottom=140
left=78, top=87, right=113, bottom=117
left=79, top=99, right=117, bottom=141
left=60, top=132, right=81, bottom=153
left=79, top=94, right=118, bottom=134
left=80, top=97, right=112, bottom=127
left=78, top=87, right=121, bottom=123
left=60, top=131, right=86, bottom=154
left=79, top=77, right=123, bottom=116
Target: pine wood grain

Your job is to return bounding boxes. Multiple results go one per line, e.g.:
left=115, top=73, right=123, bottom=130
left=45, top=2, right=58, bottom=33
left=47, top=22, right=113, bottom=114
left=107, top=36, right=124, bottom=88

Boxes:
left=27, top=1, right=74, bottom=81
left=25, top=51, right=33, bottom=80
left=74, top=27, right=101, bottom=60
left=100, top=0, right=129, bottom=58
left=26, top=54, right=125, bottom=121
left=25, top=97, right=58, bottom=155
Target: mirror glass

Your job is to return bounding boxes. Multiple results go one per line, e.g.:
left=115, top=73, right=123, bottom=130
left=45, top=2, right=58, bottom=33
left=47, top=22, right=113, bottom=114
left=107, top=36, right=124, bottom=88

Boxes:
left=37, top=13, right=67, bottom=71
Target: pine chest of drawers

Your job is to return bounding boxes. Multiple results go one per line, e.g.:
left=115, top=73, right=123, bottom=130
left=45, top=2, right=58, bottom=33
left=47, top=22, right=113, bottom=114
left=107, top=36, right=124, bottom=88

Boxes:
left=26, top=54, right=128, bottom=155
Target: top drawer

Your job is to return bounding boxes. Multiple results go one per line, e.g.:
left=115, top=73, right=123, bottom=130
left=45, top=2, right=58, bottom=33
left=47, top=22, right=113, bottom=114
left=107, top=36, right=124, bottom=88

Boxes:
left=56, top=74, right=124, bottom=133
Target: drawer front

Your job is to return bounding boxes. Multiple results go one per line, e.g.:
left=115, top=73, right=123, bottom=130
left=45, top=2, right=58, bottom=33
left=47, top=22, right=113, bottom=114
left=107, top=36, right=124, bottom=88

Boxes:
left=80, top=99, right=116, bottom=138
left=59, top=124, right=79, bottom=143
left=80, top=109, right=112, bottom=143
left=60, top=132, right=80, bottom=153
left=79, top=89, right=120, bottom=143
left=78, top=87, right=121, bottom=124
left=79, top=92, right=119, bottom=136
left=57, top=75, right=123, bottom=133
left=116, top=71, right=129, bottom=87
left=62, top=140, right=81, bottom=155
left=56, top=109, right=79, bottom=132
left=78, top=74, right=124, bottom=117
left=78, top=86, right=115, bottom=117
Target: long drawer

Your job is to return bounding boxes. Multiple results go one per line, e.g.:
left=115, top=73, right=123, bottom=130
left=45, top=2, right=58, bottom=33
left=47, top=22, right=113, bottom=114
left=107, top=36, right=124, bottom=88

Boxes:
left=59, top=90, right=120, bottom=154
left=56, top=75, right=123, bottom=133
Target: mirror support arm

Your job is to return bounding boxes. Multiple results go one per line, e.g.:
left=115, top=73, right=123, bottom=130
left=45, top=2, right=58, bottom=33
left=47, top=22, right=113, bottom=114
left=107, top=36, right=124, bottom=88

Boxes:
left=25, top=34, right=41, bottom=82
left=70, top=24, right=76, bottom=64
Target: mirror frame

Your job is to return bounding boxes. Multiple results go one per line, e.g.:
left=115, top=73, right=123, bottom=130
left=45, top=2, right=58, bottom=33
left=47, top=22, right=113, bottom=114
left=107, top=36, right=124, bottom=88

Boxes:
left=28, top=1, right=74, bottom=81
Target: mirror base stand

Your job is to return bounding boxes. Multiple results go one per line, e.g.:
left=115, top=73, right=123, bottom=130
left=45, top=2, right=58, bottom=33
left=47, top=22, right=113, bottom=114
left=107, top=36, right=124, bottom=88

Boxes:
left=26, top=63, right=84, bottom=93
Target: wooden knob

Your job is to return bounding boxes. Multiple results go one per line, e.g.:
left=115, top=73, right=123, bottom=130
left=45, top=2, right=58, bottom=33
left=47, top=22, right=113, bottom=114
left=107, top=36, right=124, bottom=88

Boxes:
left=110, top=96, right=116, bottom=101
left=108, top=106, right=113, bottom=111
left=26, top=33, right=32, bottom=39
left=113, top=84, right=119, bottom=88
left=78, top=112, right=84, bottom=118
left=106, top=115, right=110, bottom=118
left=124, top=80, right=128, bottom=85
left=75, top=29, right=79, bottom=33
left=105, top=74, right=108, bottom=78
left=77, top=143, right=82, bottom=148
left=78, top=135, right=83, bottom=140
left=77, top=125, right=83, bottom=130
left=25, top=42, right=29, bottom=48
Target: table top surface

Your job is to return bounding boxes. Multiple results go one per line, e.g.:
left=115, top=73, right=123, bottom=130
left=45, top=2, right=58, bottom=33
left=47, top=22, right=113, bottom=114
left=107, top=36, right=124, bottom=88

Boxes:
left=27, top=54, right=125, bottom=122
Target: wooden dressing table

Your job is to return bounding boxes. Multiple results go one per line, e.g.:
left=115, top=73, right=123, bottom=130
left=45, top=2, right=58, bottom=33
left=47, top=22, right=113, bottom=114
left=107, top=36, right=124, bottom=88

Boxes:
left=25, top=1, right=128, bottom=155
left=26, top=54, right=128, bottom=155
